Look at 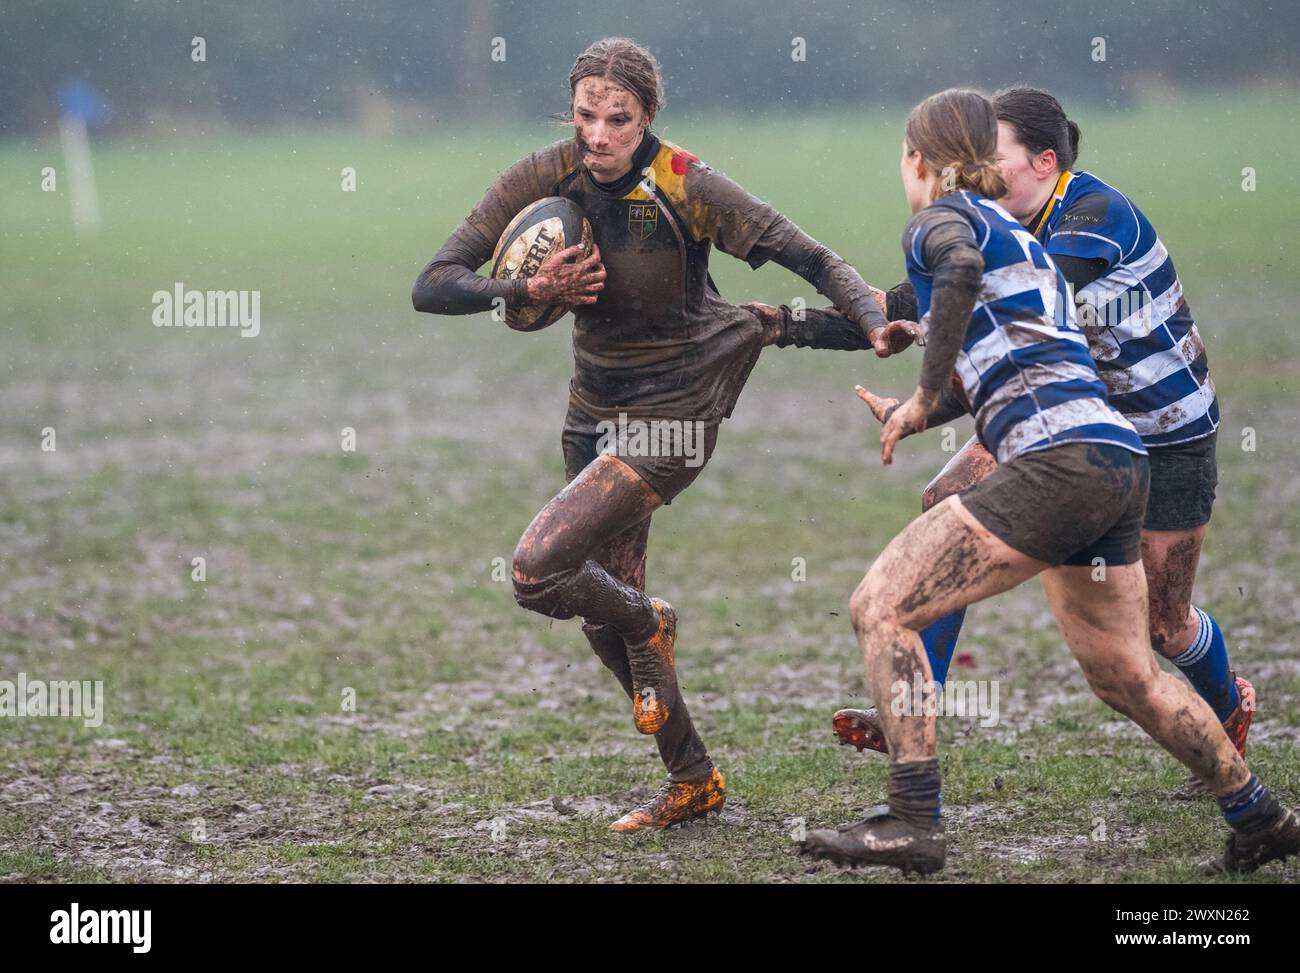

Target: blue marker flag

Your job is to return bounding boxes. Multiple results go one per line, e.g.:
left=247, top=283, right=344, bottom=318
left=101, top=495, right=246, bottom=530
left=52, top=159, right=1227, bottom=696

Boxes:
left=59, top=80, right=108, bottom=125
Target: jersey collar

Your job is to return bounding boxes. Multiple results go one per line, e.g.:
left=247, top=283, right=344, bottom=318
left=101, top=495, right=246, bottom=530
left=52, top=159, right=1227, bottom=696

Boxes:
left=1024, top=170, right=1076, bottom=239
left=1030, top=170, right=1076, bottom=239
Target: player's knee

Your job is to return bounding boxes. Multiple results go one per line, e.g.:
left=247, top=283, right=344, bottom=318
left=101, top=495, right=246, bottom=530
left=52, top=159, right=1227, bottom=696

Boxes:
left=511, top=538, right=564, bottom=615
left=511, top=534, right=552, bottom=585
left=1081, top=659, right=1154, bottom=714
left=1083, top=671, right=1127, bottom=711
left=582, top=620, right=619, bottom=658
left=849, top=580, right=895, bottom=638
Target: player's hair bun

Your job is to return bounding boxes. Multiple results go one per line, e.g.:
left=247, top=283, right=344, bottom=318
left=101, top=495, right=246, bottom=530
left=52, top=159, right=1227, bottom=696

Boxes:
left=960, top=159, right=1008, bottom=199
left=1066, top=119, right=1082, bottom=162
left=905, top=88, right=1008, bottom=201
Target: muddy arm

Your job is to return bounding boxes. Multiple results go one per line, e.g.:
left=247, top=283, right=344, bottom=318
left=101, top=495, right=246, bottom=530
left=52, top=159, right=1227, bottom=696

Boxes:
left=411, top=229, right=530, bottom=315
left=884, top=278, right=917, bottom=323
left=749, top=221, right=889, bottom=339
left=774, top=304, right=871, bottom=350
left=912, top=211, right=983, bottom=394
left=411, top=149, right=563, bottom=315
left=682, top=163, right=888, bottom=341
left=925, top=386, right=970, bottom=427
left=772, top=276, right=919, bottom=350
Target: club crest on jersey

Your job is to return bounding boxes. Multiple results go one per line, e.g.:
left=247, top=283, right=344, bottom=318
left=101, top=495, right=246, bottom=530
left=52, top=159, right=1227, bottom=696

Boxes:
left=627, top=202, right=658, bottom=240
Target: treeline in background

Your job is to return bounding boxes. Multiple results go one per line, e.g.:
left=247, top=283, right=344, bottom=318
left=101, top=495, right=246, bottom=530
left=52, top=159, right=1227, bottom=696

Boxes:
left=3, top=0, right=1298, bottom=138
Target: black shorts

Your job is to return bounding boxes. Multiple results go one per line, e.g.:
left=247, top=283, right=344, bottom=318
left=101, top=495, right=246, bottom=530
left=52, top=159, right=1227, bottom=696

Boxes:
left=959, top=442, right=1151, bottom=567
left=561, top=404, right=719, bottom=504
left=1143, top=430, right=1218, bottom=532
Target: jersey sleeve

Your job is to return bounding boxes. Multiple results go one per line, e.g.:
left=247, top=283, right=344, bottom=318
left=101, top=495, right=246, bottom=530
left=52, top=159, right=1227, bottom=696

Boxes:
left=455, top=141, right=573, bottom=256
left=1045, top=190, right=1134, bottom=269
left=886, top=278, right=917, bottom=322
left=679, top=159, right=788, bottom=262
left=901, top=209, right=934, bottom=273
left=914, top=212, right=982, bottom=392
left=902, top=206, right=976, bottom=274
left=411, top=141, right=574, bottom=315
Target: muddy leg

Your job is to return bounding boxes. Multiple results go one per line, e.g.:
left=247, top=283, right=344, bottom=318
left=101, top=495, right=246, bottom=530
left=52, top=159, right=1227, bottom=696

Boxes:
left=1142, top=526, right=1207, bottom=659
left=1040, top=564, right=1249, bottom=794
left=582, top=516, right=651, bottom=698
left=582, top=516, right=711, bottom=782
left=511, top=455, right=662, bottom=633
left=921, top=435, right=997, bottom=512
left=848, top=496, right=1046, bottom=762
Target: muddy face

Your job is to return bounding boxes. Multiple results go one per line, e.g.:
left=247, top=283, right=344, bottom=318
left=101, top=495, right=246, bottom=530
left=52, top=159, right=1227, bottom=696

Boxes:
left=572, top=77, right=650, bottom=182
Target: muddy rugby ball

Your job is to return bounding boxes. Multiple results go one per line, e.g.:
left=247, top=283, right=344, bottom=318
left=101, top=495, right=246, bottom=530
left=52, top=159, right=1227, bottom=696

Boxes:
left=490, top=196, right=594, bottom=332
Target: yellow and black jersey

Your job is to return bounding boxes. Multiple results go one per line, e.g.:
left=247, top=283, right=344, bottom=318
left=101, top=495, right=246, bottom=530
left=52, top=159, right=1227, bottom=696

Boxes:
left=414, top=130, right=884, bottom=423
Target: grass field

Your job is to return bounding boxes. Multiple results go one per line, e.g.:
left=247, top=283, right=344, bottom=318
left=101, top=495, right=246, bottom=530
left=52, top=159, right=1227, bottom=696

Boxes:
left=2, top=91, right=1298, bottom=883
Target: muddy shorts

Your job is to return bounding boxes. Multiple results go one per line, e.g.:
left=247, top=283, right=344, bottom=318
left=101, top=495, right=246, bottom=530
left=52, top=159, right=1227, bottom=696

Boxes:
left=959, top=441, right=1150, bottom=567
left=561, top=403, right=719, bottom=505
left=1143, top=430, right=1218, bottom=532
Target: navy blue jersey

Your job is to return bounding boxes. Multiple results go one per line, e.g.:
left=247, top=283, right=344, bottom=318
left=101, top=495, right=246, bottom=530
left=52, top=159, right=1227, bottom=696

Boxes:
left=904, top=191, right=1146, bottom=464
left=1033, top=171, right=1218, bottom=447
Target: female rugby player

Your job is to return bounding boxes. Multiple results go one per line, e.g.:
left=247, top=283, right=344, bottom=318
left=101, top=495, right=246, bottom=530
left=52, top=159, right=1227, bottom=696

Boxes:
left=799, top=89, right=1297, bottom=875
left=411, top=37, right=907, bottom=832
left=829, top=88, right=1253, bottom=797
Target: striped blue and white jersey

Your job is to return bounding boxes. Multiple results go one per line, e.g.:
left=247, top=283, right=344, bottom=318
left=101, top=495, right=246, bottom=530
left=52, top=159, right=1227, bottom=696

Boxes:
left=1034, top=170, right=1218, bottom=447
left=904, top=190, right=1146, bottom=465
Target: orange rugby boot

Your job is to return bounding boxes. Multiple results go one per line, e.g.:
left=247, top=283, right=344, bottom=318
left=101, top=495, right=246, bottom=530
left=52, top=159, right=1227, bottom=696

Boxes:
left=610, top=767, right=726, bottom=833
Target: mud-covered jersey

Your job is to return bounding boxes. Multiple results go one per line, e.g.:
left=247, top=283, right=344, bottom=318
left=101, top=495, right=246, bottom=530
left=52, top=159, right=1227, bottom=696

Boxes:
left=1032, top=170, right=1218, bottom=447
left=905, top=191, right=1146, bottom=464
left=418, top=131, right=865, bottom=423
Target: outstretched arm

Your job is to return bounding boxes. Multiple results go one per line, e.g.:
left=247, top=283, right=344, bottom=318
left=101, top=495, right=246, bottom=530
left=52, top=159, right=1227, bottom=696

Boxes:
left=757, top=299, right=923, bottom=355
left=679, top=160, right=916, bottom=355
left=749, top=221, right=889, bottom=333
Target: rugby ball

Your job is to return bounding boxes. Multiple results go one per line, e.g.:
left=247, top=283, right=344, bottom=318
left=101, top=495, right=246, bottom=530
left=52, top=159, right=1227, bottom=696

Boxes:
left=490, top=196, right=594, bottom=332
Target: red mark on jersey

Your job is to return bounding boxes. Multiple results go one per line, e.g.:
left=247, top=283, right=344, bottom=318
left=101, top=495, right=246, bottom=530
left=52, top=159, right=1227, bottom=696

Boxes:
left=671, top=149, right=698, bottom=176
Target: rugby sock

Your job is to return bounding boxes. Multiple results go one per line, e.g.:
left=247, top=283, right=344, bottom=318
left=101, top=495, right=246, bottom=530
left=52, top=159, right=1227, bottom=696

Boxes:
left=1171, top=607, right=1239, bottom=722
left=888, top=758, right=942, bottom=830
left=1218, top=774, right=1281, bottom=831
left=919, top=608, right=967, bottom=687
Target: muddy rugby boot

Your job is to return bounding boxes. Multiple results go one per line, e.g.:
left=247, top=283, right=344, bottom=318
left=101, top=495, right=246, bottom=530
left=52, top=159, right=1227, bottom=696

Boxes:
left=832, top=707, right=888, bottom=754
left=800, top=805, right=945, bottom=875
left=1203, top=804, right=1300, bottom=874
left=610, top=767, right=726, bottom=833
left=626, top=597, right=677, bottom=735
left=1176, top=674, right=1256, bottom=800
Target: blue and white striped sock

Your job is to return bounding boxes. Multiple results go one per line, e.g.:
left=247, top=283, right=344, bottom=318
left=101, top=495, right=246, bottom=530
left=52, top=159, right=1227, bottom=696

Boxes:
left=1170, top=607, right=1239, bottom=722
left=1217, top=774, right=1278, bottom=830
